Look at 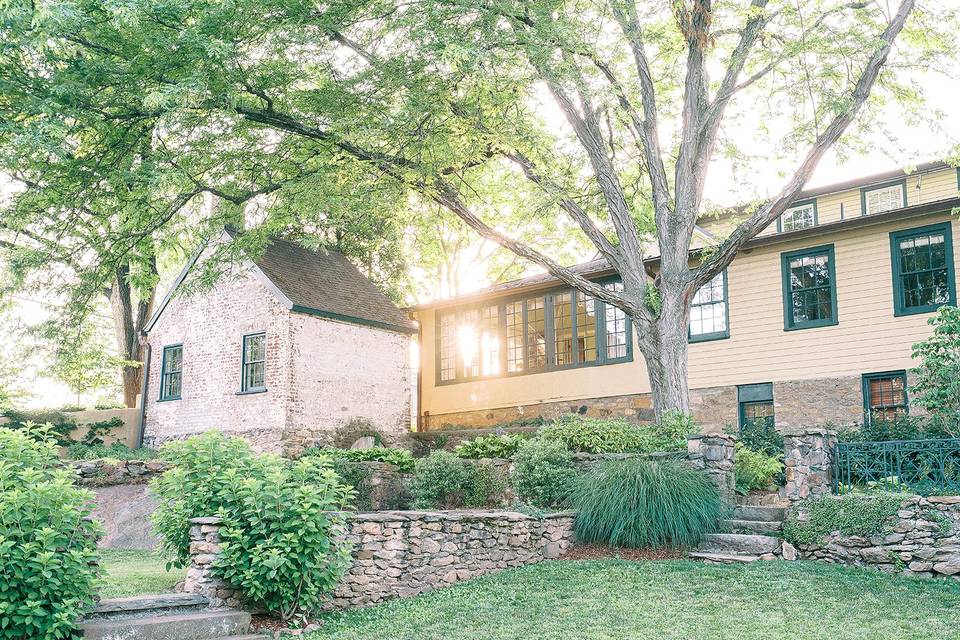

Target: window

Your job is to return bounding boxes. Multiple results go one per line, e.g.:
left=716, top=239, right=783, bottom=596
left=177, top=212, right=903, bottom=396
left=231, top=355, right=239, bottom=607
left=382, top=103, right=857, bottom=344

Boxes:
left=689, top=271, right=728, bottom=342
left=890, top=222, right=956, bottom=316
left=861, top=181, right=906, bottom=215
left=778, top=201, right=817, bottom=232
left=862, top=371, right=908, bottom=424
left=159, top=345, right=183, bottom=401
left=738, top=383, right=774, bottom=429
left=241, top=333, right=266, bottom=392
left=781, top=244, right=838, bottom=330
left=435, top=280, right=631, bottom=384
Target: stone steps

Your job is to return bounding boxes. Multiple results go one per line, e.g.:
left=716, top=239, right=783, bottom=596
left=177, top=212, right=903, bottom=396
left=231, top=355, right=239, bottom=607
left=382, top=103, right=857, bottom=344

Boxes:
left=688, top=551, right=761, bottom=564
left=697, top=533, right=781, bottom=557
left=80, top=608, right=251, bottom=640
left=731, top=505, right=786, bottom=522
left=85, top=594, right=210, bottom=621
left=722, top=518, right=783, bottom=535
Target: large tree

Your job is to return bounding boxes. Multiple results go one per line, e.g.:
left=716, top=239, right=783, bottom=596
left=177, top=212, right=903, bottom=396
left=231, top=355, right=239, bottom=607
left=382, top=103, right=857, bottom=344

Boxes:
left=1, top=0, right=956, bottom=416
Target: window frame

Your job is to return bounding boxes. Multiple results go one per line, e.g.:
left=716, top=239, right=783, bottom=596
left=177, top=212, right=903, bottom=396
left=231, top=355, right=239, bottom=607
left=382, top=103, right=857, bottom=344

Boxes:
left=737, top=382, right=775, bottom=429
left=860, top=179, right=907, bottom=216
left=434, top=277, right=632, bottom=386
left=158, top=344, right=183, bottom=402
left=780, top=244, right=839, bottom=331
left=889, top=222, right=956, bottom=317
left=688, top=270, right=730, bottom=343
left=777, top=199, right=818, bottom=233
left=861, top=370, right=909, bottom=425
left=239, top=332, right=268, bottom=394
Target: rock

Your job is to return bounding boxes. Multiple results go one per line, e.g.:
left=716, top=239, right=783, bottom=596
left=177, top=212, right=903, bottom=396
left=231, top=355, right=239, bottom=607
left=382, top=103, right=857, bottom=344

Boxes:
left=781, top=541, right=798, bottom=561
left=932, top=559, right=960, bottom=576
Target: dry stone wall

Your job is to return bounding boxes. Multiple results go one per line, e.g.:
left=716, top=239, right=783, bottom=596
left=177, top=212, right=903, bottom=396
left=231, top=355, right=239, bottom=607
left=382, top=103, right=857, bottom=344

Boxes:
left=783, top=428, right=837, bottom=503
left=72, top=459, right=170, bottom=487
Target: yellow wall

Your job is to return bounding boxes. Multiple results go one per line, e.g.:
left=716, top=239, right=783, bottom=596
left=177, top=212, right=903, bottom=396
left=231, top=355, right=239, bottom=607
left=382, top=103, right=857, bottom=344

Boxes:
left=418, top=171, right=960, bottom=420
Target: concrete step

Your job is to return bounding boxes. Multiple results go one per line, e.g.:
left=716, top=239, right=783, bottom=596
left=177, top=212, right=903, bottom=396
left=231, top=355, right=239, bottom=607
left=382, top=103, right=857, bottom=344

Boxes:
left=697, top=533, right=781, bottom=556
left=86, top=594, right=209, bottom=621
left=80, top=609, right=250, bottom=640
left=722, top=518, right=783, bottom=535
left=731, top=505, right=786, bottom=522
left=688, top=551, right=760, bottom=564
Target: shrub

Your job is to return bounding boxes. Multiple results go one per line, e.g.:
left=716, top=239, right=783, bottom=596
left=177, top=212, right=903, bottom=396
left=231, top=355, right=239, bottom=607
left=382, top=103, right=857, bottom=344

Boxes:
left=408, top=451, right=503, bottom=509
left=836, top=415, right=956, bottom=443
left=303, top=446, right=415, bottom=473
left=911, top=305, right=960, bottom=431
left=571, top=459, right=724, bottom=548
left=454, top=433, right=527, bottom=459
left=734, top=444, right=783, bottom=494
left=2, top=409, right=76, bottom=443
left=327, top=418, right=388, bottom=449
left=735, top=418, right=784, bottom=455
left=510, top=438, right=578, bottom=509
left=66, top=441, right=159, bottom=461
left=539, top=414, right=694, bottom=454
left=0, top=426, right=101, bottom=639
left=782, top=493, right=906, bottom=546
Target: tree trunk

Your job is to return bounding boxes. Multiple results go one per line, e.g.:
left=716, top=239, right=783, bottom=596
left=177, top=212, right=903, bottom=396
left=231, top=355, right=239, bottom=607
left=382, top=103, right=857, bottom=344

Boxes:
left=107, top=259, right=157, bottom=408
left=633, top=288, right=692, bottom=422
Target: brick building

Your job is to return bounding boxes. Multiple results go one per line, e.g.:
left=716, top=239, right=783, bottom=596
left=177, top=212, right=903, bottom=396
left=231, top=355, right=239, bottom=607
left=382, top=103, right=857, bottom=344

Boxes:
left=141, top=229, right=417, bottom=455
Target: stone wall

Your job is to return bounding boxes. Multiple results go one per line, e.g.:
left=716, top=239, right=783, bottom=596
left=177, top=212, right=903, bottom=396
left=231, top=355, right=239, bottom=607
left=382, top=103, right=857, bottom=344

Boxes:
left=422, top=395, right=655, bottom=430
left=687, top=433, right=736, bottom=500
left=72, top=459, right=170, bottom=487
left=772, top=376, right=863, bottom=431
left=184, top=511, right=575, bottom=610
left=782, top=428, right=837, bottom=503
left=794, top=495, right=960, bottom=579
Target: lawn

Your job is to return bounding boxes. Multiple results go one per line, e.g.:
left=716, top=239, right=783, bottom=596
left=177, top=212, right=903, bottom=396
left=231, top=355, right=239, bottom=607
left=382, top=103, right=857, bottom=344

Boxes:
left=314, top=560, right=960, bottom=640
left=98, top=549, right=186, bottom=599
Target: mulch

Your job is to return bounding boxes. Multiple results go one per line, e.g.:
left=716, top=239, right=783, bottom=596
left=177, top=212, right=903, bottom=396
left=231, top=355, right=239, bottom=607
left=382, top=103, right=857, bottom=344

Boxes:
left=560, top=543, right=687, bottom=561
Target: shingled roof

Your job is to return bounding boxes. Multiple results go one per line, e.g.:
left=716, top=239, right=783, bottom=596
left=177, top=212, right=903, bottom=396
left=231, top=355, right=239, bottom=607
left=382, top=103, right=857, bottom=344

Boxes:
left=145, top=230, right=417, bottom=335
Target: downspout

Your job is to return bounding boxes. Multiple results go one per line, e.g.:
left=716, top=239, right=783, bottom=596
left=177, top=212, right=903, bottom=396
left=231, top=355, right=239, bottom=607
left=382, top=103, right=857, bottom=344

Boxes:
left=416, top=317, right=423, bottom=433
left=135, top=342, right=151, bottom=448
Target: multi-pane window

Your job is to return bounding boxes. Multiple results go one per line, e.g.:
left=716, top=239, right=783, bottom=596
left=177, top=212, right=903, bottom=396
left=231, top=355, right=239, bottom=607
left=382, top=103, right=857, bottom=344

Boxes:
left=781, top=245, right=838, bottom=330
left=779, top=202, right=817, bottom=232
left=890, top=223, right=956, bottom=316
left=738, top=383, right=774, bottom=429
left=241, top=333, right=266, bottom=392
left=436, top=281, right=630, bottom=384
left=862, top=372, right=908, bottom=425
left=159, top=345, right=183, bottom=400
left=862, top=182, right=905, bottom=215
left=689, top=272, right=728, bottom=342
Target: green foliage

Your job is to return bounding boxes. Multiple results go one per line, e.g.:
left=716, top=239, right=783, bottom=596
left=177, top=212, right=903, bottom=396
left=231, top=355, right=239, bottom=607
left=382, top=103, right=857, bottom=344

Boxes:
left=734, top=418, right=784, bottom=456
left=2, top=409, right=75, bottom=444
left=783, top=493, right=906, bottom=546
left=454, top=434, right=527, bottom=459
left=409, top=451, right=503, bottom=509
left=77, top=417, right=125, bottom=446
left=0, top=426, right=101, bottom=639
left=733, top=444, right=784, bottom=495
left=571, top=459, right=724, bottom=548
left=303, top=446, right=415, bottom=473
left=539, top=414, right=694, bottom=454
left=836, top=415, right=957, bottom=443
left=510, top=438, right=578, bottom=510
left=65, top=441, right=158, bottom=461
left=911, top=306, right=960, bottom=431
left=216, top=456, right=354, bottom=623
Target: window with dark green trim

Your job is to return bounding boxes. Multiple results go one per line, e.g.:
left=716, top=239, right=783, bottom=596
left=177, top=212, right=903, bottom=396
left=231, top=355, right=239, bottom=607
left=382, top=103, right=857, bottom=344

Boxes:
left=889, top=222, right=956, bottom=316
left=240, top=333, right=266, bottom=393
left=689, top=271, right=728, bottom=342
left=862, top=371, right=908, bottom=425
left=738, top=383, right=774, bottom=429
left=781, top=244, right=838, bottom=330
left=435, top=280, right=631, bottom=385
left=159, top=345, right=183, bottom=401
left=861, top=179, right=906, bottom=215
left=778, top=199, right=817, bottom=232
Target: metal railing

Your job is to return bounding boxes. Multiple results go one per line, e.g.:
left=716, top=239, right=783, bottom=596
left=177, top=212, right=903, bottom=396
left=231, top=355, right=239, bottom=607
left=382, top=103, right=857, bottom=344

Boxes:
left=833, top=438, right=960, bottom=495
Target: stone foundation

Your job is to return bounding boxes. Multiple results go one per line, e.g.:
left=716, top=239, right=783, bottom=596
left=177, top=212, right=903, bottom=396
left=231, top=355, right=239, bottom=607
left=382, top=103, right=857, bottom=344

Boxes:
left=795, top=495, right=960, bottom=579
left=782, top=428, right=837, bottom=503
left=422, top=395, right=655, bottom=430
left=773, top=376, right=863, bottom=431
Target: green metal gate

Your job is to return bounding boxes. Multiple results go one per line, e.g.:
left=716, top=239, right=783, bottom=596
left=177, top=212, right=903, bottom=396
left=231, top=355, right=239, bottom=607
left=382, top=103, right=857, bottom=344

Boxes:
left=832, top=438, right=960, bottom=495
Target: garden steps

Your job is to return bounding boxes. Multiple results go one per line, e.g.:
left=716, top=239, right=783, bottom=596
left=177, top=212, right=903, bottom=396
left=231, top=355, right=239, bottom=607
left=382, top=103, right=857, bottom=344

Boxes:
left=731, top=505, right=786, bottom=522
left=85, top=594, right=210, bottom=620
left=687, top=551, right=761, bottom=564
left=80, top=607, right=251, bottom=640
left=695, top=533, right=781, bottom=556
left=722, top=518, right=783, bottom=535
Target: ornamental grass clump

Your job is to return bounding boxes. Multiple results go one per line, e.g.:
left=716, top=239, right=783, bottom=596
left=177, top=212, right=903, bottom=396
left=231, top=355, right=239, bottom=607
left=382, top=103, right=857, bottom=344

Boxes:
left=0, top=425, right=101, bottom=639
left=571, top=459, right=724, bottom=548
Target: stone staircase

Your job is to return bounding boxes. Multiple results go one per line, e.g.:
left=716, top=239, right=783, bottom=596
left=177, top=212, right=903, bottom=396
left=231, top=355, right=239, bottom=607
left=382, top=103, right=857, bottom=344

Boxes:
left=689, top=505, right=787, bottom=564
left=80, top=593, right=266, bottom=640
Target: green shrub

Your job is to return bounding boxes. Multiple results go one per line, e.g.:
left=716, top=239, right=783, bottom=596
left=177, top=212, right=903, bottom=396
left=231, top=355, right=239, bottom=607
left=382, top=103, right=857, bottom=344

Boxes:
left=66, top=441, right=158, bottom=461
left=571, top=459, right=724, bottom=548
left=783, top=493, right=906, bottom=546
left=539, top=414, right=694, bottom=454
left=836, top=415, right=956, bottom=443
left=510, top=438, right=578, bottom=509
left=408, top=451, right=503, bottom=509
left=303, top=446, right=415, bottom=473
left=454, top=434, right=527, bottom=459
left=911, top=305, right=960, bottom=431
left=327, top=459, right=376, bottom=510
left=734, top=444, right=783, bottom=494
left=735, top=418, right=784, bottom=455
left=2, top=409, right=76, bottom=443
left=0, top=426, right=101, bottom=639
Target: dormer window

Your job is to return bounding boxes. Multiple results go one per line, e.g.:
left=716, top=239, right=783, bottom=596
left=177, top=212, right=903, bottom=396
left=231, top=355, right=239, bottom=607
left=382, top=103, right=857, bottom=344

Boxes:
left=862, top=181, right=906, bottom=215
left=778, top=200, right=817, bottom=232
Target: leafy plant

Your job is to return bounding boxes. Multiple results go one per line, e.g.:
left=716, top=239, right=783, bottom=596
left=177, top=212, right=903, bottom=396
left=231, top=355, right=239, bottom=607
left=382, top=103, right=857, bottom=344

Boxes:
left=2, top=409, right=76, bottom=444
left=510, top=438, right=578, bottom=509
left=66, top=441, right=159, bottom=461
left=836, top=415, right=956, bottom=443
left=734, top=418, right=784, bottom=456
left=911, top=305, right=960, bottom=432
left=734, top=444, right=783, bottom=494
left=77, top=416, right=125, bottom=446
left=0, top=426, right=101, bottom=639
left=783, top=493, right=906, bottom=546
left=571, top=459, right=724, bottom=548
left=408, top=451, right=503, bottom=509
left=303, top=446, right=415, bottom=473
left=455, top=433, right=527, bottom=459
left=539, top=414, right=693, bottom=454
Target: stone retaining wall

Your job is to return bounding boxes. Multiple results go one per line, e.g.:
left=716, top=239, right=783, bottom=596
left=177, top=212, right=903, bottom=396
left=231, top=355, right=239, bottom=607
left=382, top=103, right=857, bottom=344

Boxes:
left=72, top=459, right=170, bottom=487
left=184, top=510, right=575, bottom=610
left=795, top=495, right=960, bottom=579
left=782, top=428, right=836, bottom=503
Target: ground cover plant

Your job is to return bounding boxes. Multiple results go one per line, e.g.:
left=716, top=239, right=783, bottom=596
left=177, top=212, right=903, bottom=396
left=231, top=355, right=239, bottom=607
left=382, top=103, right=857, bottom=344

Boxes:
left=783, top=492, right=907, bottom=546
left=66, top=441, right=159, bottom=461
left=409, top=451, right=503, bottom=509
left=0, top=426, right=101, bottom=639
left=454, top=433, right=527, bottom=459
left=304, top=446, right=415, bottom=473
left=312, top=560, right=960, bottom=640
left=571, top=459, right=723, bottom=548
left=510, top=438, right=577, bottom=509
left=539, top=413, right=694, bottom=454
left=99, top=550, right=186, bottom=598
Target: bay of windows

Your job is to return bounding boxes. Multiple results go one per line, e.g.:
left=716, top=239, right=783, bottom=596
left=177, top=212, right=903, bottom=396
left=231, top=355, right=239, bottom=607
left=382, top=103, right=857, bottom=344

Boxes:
left=436, top=281, right=631, bottom=384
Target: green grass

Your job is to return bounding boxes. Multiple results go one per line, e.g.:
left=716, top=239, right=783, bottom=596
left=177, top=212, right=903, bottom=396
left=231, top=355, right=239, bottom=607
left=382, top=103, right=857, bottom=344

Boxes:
left=98, top=550, right=186, bottom=598
left=314, top=560, right=960, bottom=640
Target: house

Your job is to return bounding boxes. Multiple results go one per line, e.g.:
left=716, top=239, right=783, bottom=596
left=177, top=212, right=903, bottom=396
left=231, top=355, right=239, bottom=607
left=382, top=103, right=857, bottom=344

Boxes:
left=412, top=161, right=960, bottom=432
left=140, top=229, right=418, bottom=455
